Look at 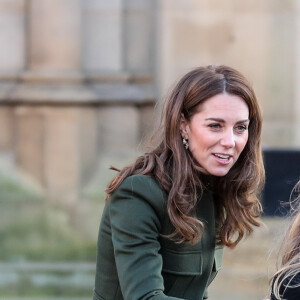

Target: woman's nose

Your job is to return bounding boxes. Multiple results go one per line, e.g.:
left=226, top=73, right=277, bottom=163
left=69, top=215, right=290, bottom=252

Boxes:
left=220, top=130, right=235, bottom=148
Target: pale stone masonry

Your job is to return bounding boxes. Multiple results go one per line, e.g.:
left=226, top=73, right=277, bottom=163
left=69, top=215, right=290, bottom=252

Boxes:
left=0, top=73, right=155, bottom=202
left=0, top=1, right=300, bottom=299
left=0, top=0, right=300, bottom=203
left=0, top=0, right=156, bottom=202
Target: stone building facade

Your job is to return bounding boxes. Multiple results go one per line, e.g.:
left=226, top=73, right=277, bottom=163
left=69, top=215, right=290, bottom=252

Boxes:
left=0, top=0, right=299, bottom=202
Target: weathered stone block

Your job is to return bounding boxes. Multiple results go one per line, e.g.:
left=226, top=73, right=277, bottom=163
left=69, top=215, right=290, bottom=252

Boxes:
left=82, top=0, right=122, bottom=71
left=0, top=106, right=13, bottom=151
left=98, top=105, right=140, bottom=154
left=14, top=106, right=45, bottom=184
left=28, top=0, right=81, bottom=70
left=83, top=0, right=122, bottom=10
left=138, top=104, right=155, bottom=141
left=13, top=105, right=100, bottom=203
left=262, top=121, right=292, bottom=148
left=294, top=122, right=300, bottom=147
left=79, top=107, right=98, bottom=185
left=123, top=1, right=156, bottom=72
left=0, top=0, right=25, bottom=70
left=43, top=107, right=80, bottom=202
left=94, top=105, right=141, bottom=190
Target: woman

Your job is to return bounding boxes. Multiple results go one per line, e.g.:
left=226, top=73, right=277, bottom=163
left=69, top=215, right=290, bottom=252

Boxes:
left=270, top=180, right=300, bottom=300
left=93, top=65, right=265, bottom=300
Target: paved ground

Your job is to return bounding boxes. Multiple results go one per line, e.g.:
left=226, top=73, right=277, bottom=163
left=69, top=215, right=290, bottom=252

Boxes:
left=209, top=217, right=288, bottom=300
left=0, top=217, right=287, bottom=300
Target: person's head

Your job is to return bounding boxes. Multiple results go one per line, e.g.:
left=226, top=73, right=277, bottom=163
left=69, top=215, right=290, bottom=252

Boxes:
left=107, top=65, right=264, bottom=247
left=162, top=65, right=263, bottom=179
left=271, top=180, right=300, bottom=298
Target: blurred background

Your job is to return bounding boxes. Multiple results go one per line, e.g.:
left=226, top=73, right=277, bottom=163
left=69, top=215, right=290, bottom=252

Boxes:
left=0, top=0, right=300, bottom=299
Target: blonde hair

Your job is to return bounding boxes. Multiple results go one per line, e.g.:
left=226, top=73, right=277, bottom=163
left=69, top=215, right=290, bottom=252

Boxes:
left=270, top=180, right=300, bottom=299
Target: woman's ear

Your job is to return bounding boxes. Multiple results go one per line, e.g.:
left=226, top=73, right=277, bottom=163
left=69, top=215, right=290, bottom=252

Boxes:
left=180, top=114, right=189, bottom=139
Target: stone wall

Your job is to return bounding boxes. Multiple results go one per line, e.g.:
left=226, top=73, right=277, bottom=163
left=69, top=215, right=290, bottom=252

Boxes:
left=0, top=1, right=299, bottom=299
left=0, top=0, right=156, bottom=202
left=0, top=0, right=299, bottom=202
left=156, top=0, right=300, bottom=148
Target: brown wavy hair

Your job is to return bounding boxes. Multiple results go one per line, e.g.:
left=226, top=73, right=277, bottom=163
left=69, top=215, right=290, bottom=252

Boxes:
left=106, top=65, right=265, bottom=248
left=270, top=180, right=300, bottom=299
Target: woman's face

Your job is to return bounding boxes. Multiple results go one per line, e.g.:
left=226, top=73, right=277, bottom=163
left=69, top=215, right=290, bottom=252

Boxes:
left=181, top=93, right=249, bottom=177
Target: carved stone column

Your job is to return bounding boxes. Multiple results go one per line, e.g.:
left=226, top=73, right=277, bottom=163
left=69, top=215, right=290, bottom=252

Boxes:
left=0, top=0, right=156, bottom=203
left=28, top=0, right=81, bottom=71
left=82, top=0, right=123, bottom=71
left=0, top=0, right=25, bottom=160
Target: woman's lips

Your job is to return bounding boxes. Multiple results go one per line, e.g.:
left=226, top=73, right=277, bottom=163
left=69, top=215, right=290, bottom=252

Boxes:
left=213, top=153, right=233, bottom=165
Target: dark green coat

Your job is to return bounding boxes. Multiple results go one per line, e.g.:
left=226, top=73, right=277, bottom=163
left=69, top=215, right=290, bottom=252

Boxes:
left=93, top=175, right=223, bottom=300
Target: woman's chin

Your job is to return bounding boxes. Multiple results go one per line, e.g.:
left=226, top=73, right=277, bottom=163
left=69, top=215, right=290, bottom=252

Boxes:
left=204, top=167, right=230, bottom=177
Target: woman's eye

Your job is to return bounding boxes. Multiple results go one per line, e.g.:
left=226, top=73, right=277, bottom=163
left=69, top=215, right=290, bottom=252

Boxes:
left=236, top=125, right=248, bottom=133
left=208, top=123, right=221, bottom=129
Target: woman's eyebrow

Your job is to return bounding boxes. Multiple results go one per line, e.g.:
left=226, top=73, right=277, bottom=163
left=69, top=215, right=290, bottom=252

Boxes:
left=236, top=119, right=250, bottom=124
left=205, top=118, right=225, bottom=122
left=205, top=118, right=250, bottom=123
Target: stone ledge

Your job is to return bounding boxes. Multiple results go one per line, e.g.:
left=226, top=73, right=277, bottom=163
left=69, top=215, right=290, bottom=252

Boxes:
left=0, top=81, right=156, bottom=106
left=0, top=70, right=153, bottom=84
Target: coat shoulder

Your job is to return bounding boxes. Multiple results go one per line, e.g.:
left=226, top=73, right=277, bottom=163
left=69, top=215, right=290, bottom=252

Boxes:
left=111, top=174, right=167, bottom=219
left=120, top=174, right=166, bottom=201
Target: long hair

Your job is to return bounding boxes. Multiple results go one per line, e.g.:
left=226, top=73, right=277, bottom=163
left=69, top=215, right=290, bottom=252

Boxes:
left=270, top=180, right=300, bottom=299
left=106, top=65, right=265, bottom=247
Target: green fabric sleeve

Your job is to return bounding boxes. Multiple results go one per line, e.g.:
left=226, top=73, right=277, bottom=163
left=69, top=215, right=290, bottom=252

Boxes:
left=109, top=175, right=185, bottom=300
